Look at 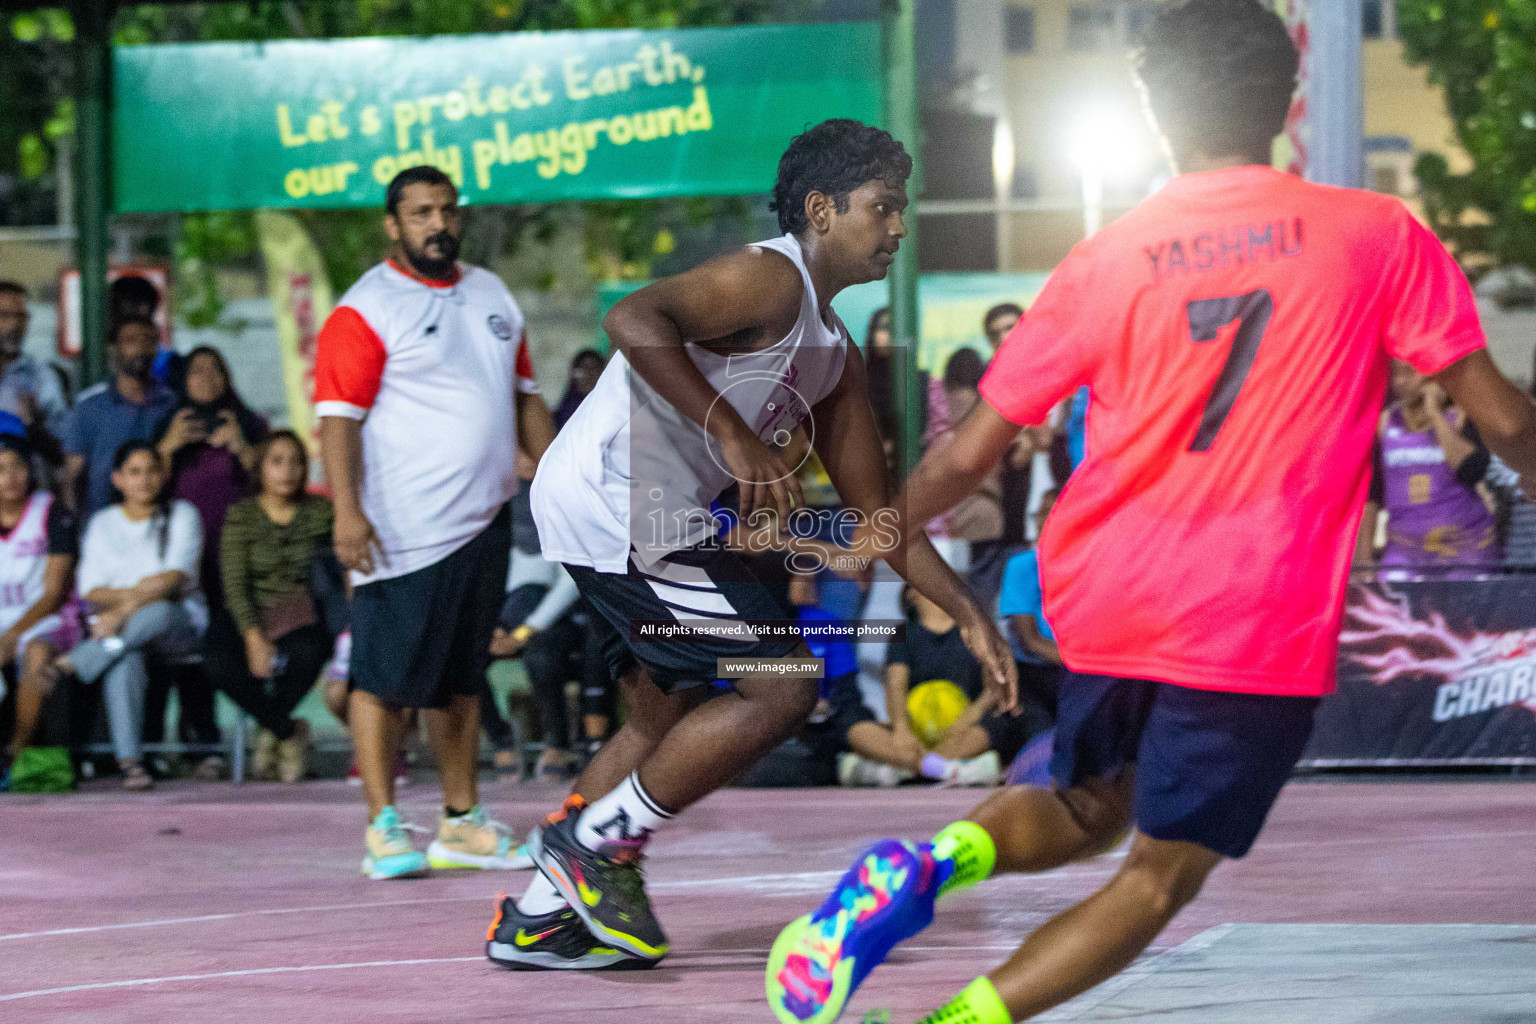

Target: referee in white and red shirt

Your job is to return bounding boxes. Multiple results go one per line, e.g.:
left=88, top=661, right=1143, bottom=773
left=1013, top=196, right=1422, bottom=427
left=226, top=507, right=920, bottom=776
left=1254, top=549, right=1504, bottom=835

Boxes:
left=314, top=166, right=556, bottom=880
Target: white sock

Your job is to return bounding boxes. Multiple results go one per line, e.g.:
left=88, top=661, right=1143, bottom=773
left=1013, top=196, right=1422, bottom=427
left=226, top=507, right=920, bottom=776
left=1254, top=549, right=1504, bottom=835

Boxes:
left=575, top=772, right=674, bottom=851
left=516, top=873, right=568, bottom=916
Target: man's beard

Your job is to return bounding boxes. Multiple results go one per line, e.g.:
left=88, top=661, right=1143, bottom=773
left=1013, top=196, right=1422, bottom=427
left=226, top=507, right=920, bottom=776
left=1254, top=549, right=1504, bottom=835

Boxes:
left=402, top=231, right=461, bottom=281
left=0, top=329, right=22, bottom=361
left=119, top=355, right=154, bottom=381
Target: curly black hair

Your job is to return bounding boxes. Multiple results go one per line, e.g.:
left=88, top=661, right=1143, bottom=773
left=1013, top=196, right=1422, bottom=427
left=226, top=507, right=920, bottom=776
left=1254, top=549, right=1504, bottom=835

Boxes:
left=1135, top=0, right=1299, bottom=165
left=770, top=119, right=912, bottom=235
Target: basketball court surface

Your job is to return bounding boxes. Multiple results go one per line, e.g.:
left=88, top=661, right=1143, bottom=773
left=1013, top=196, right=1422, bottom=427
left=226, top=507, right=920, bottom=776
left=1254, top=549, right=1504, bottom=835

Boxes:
left=4, top=778, right=1533, bottom=1022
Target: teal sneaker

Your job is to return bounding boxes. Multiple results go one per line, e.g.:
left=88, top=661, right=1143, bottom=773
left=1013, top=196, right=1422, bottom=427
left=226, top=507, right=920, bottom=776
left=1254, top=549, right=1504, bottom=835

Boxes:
left=361, top=806, right=430, bottom=880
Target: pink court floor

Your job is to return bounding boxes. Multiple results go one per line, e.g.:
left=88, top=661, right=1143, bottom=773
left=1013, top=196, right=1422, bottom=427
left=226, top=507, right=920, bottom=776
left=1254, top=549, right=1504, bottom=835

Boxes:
left=3, top=777, right=1534, bottom=1023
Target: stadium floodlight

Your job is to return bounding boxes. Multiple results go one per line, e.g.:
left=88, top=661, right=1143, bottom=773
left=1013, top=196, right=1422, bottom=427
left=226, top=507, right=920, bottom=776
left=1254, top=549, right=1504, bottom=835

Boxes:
left=1068, top=108, right=1141, bottom=238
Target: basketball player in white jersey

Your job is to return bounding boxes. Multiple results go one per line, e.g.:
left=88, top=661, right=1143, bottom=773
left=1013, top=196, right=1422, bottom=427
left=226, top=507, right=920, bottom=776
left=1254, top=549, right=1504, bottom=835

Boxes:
left=0, top=435, right=80, bottom=781
left=486, top=119, right=1016, bottom=971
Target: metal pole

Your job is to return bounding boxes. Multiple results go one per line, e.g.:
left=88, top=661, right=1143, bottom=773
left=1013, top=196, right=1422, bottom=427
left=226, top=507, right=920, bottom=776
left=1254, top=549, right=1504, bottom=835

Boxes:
left=882, top=0, right=922, bottom=477
left=74, top=0, right=113, bottom=387
left=1307, top=0, right=1363, bottom=188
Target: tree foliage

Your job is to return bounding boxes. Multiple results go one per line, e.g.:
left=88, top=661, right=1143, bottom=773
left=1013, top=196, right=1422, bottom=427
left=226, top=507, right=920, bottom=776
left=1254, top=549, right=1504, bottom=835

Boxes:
left=3, top=0, right=801, bottom=324
left=1398, top=0, right=1536, bottom=277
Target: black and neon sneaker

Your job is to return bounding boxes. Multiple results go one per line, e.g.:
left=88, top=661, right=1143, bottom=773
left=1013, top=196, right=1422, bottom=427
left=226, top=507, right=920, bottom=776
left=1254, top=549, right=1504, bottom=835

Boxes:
left=484, top=894, right=649, bottom=971
left=526, top=795, right=670, bottom=961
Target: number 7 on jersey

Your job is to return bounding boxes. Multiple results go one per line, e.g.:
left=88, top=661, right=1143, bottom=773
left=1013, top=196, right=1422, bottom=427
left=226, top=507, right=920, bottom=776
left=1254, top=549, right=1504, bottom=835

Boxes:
left=1185, top=289, right=1274, bottom=452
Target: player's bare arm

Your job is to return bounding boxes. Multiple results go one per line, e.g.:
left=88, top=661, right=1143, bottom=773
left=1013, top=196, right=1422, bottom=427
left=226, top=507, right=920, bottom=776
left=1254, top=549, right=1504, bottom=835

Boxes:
left=603, top=247, right=807, bottom=523
left=812, top=341, right=1019, bottom=709
left=319, top=416, right=382, bottom=576
left=61, top=453, right=84, bottom=512
left=1436, top=349, right=1536, bottom=482
left=516, top=388, right=557, bottom=464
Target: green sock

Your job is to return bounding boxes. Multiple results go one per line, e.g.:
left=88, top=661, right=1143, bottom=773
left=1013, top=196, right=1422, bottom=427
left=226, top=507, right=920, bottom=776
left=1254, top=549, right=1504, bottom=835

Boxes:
left=915, top=977, right=1011, bottom=1024
left=930, top=820, right=996, bottom=899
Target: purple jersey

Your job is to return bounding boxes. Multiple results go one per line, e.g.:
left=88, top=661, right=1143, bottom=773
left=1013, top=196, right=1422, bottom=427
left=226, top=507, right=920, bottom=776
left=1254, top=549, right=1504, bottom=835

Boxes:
left=1379, top=406, right=1497, bottom=567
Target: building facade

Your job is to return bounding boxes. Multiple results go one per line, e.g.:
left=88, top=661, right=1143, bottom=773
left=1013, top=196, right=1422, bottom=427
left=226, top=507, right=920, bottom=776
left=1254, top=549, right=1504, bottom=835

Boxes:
left=925, top=0, right=1465, bottom=272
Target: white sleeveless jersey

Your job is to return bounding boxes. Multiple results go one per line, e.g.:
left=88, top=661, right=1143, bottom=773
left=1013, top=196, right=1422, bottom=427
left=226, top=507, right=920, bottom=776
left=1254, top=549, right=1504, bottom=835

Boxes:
left=0, top=493, right=55, bottom=632
left=532, top=234, right=849, bottom=573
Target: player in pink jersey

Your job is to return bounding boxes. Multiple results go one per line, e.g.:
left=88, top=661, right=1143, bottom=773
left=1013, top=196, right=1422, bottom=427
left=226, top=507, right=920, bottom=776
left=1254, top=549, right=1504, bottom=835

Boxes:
left=766, top=3, right=1536, bottom=1023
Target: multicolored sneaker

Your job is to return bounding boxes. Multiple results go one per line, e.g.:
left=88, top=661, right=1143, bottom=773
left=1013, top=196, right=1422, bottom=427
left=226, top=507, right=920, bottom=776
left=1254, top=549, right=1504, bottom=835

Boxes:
left=361, top=806, right=429, bottom=880
left=765, top=839, right=949, bottom=1024
left=484, top=894, right=651, bottom=971
left=526, top=795, right=669, bottom=961
left=427, top=805, right=522, bottom=870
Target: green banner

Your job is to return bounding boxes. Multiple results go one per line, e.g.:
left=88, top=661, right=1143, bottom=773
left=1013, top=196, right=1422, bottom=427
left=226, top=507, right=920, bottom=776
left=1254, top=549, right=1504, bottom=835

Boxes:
left=112, top=23, right=881, bottom=214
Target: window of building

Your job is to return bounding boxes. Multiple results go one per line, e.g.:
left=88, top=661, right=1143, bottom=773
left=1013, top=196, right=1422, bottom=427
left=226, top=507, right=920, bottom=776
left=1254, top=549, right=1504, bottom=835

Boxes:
left=1363, top=1, right=1397, bottom=39
left=1005, top=7, right=1036, bottom=54
left=1125, top=2, right=1160, bottom=43
left=1363, top=1, right=1383, bottom=38
left=1365, top=135, right=1413, bottom=196
left=1067, top=3, right=1117, bottom=52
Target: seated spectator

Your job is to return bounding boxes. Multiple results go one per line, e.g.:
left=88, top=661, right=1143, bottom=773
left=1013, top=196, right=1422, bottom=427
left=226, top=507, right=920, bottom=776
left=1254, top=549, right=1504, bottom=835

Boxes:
left=998, top=489, right=1064, bottom=722
left=793, top=582, right=885, bottom=786
left=842, top=585, right=1038, bottom=786
left=492, top=543, right=612, bottom=778
left=203, top=431, right=334, bottom=783
left=476, top=462, right=547, bottom=775
left=60, top=442, right=206, bottom=791
left=735, top=576, right=867, bottom=789
left=862, top=307, right=899, bottom=471
left=0, top=436, right=80, bottom=777
left=152, top=346, right=266, bottom=767
left=552, top=349, right=606, bottom=430
left=107, top=275, right=177, bottom=392
left=1358, top=361, right=1500, bottom=573
left=64, top=317, right=177, bottom=519
left=701, top=522, right=877, bottom=790
left=156, top=346, right=267, bottom=599
left=0, top=281, right=68, bottom=468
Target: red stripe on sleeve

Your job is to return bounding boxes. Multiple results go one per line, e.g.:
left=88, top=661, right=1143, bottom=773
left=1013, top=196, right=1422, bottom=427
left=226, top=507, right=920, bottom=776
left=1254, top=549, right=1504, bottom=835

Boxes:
left=314, top=306, right=386, bottom=410
left=515, top=331, right=535, bottom=382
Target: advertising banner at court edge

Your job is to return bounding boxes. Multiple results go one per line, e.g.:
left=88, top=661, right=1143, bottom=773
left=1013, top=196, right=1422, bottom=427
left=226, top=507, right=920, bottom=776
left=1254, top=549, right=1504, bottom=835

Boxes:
left=1303, top=579, right=1536, bottom=766
left=112, top=24, right=881, bottom=213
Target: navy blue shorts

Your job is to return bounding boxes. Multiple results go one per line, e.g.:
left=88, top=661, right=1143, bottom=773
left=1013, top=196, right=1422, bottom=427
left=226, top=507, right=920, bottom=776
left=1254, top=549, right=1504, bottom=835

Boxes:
left=1050, top=673, right=1319, bottom=859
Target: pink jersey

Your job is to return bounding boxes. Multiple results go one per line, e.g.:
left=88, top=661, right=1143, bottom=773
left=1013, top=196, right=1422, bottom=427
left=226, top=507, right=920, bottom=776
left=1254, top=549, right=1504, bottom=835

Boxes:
left=979, top=166, right=1486, bottom=696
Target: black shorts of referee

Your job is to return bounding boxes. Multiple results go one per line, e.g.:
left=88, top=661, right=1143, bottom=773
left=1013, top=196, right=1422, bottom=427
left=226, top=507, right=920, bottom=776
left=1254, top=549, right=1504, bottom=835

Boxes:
left=350, top=503, right=511, bottom=710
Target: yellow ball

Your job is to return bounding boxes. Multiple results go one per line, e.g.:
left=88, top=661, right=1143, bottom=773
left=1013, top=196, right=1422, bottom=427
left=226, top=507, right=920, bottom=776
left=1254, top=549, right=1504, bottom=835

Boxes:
left=906, top=679, right=971, bottom=748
